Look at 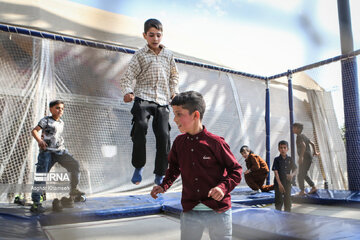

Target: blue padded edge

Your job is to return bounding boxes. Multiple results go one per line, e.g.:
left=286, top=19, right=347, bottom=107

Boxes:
left=230, top=186, right=299, bottom=205
left=39, top=195, right=162, bottom=226
left=2, top=187, right=360, bottom=239
left=0, top=211, right=47, bottom=240
left=158, top=192, right=183, bottom=215
left=231, top=205, right=360, bottom=240
left=161, top=187, right=279, bottom=215
left=231, top=187, right=275, bottom=205
left=293, top=188, right=360, bottom=205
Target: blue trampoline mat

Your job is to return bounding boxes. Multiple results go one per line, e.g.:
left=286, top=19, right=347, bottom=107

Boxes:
left=1, top=187, right=360, bottom=239
left=230, top=205, right=360, bottom=240
left=292, top=188, right=360, bottom=205
left=0, top=212, right=47, bottom=240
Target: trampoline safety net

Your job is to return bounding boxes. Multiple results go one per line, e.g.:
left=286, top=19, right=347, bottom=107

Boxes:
left=0, top=29, right=355, bottom=202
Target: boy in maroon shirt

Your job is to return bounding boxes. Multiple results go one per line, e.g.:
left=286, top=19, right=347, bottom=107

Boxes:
left=151, top=91, right=242, bottom=240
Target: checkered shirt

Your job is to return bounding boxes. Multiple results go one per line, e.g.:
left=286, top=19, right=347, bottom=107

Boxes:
left=120, top=44, right=179, bottom=106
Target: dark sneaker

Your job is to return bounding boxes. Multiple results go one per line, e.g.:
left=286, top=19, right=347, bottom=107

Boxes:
left=14, top=195, right=26, bottom=206
left=60, top=196, right=74, bottom=208
left=70, top=188, right=86, bottom=202
left=41, top=192, right=47, bottom=201
left=70, top=188, right=85, bottom=196
left=30, top=203, right=46, bottom=213
left=52, top=198, right=63, bottom=212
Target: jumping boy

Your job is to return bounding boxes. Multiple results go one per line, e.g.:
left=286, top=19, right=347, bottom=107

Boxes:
left=120, top=18, right=179, bottom=185
left=31, top=100, right=84, bottom=213
left=151, top=91, right=242, bottom=240
left=293, top=122, right=319, bottom=196
left=272, top=140, right=297, bottom=212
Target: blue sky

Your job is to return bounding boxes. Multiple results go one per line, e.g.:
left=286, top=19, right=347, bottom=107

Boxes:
left=68, top=0, right=359, bottom=76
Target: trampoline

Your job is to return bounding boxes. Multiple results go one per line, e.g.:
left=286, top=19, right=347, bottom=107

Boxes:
left=2, top=187, right=360, bottom=240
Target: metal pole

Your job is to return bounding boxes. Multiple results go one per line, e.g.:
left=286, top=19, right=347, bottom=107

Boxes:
left=265, top=78, right=270, bottom=185
left=337, top=0, right=360, bottom=191
left=288, top=72, right=296, bottom=183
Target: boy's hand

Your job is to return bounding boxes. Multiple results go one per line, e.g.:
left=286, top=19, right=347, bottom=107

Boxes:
left=38, top=140, right=47, bottom=150
left=124, top=93, right=135, bottom=103
left=151, top=185, right=164, bottom=199
left=313, top=151, right=320, bottom=156
left=286, top=174, right=292, bottom=181
left=279, top=184, right=285, bottom=193
left=208, top=187, right=224, bottom=201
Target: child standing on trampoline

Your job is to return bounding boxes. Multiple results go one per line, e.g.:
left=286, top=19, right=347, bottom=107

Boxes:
left=151, top=91, right=242, bottom=240
left=293, top=122, right=319, bottom=196
left=272, top=140, right=297, bottom=212
left=120, top=18, right=179, bottom=185
left=30, top=100, right=84, bottom=213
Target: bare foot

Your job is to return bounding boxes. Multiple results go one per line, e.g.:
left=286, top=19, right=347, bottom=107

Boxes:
left=308, top=187, right=317, bottom=194
left=297, top=191, right=306, bottom=196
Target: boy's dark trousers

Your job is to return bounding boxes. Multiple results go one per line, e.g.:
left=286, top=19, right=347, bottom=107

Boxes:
left=32, top=150, right=80, bottom=203
left=297, top=158, right=315, bottom=191
left=130, top=98, right=170, bottom=176
left=274, top=181, right=292, bottom=212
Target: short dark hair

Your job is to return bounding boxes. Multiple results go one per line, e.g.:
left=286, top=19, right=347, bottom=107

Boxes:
left=278, top=140, right=289, bottom=148
left=144, top=18, right=163, bottom=33
left=240, top=145, right=253, bottom=154
left=49, top=100, right=64, bottom=108
left=293, top=122, right=304, bottom=132
left=171, top=91, right=206, bottom=120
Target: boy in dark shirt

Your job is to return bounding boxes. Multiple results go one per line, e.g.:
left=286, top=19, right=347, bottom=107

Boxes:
left=272, top=140, right=297, bottom=212
left=151, top=91, right=242, bottom=240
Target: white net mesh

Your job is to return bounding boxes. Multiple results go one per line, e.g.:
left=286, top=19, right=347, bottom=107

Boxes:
left=0, top=29, right=354, bottom=202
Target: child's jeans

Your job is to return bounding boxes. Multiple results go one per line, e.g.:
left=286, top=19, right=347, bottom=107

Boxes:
left=180, top=209, right=232, bottom=240
left=31, top=150, right=80, bottom=203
